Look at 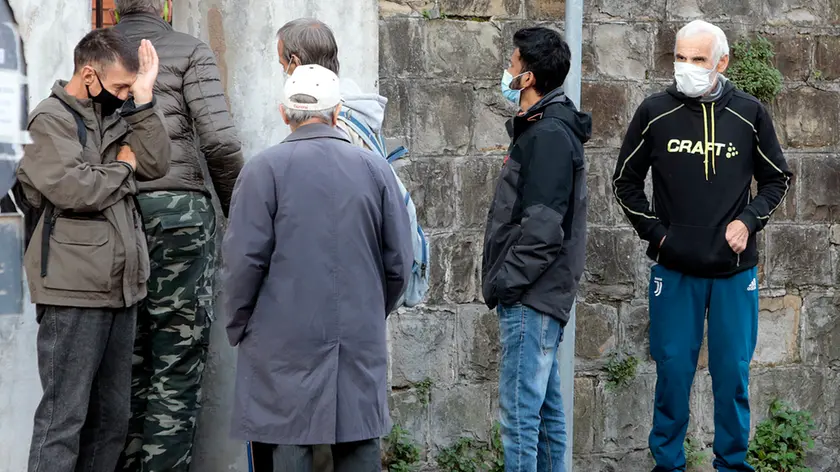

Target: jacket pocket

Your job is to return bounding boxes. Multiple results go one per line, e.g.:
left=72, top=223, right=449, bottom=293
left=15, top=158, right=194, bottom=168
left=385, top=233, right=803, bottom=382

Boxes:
left=155, top=212, right=208, bottom=262
left=482, top=223, right=521, bottom=304
left=659, top=224, right=736, bottom=274
left=43, top=217, right=115, bottom=293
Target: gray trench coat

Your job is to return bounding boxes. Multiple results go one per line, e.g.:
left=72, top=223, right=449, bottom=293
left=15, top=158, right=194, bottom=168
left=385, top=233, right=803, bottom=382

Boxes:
left=222, top=124, right=413, bottom=445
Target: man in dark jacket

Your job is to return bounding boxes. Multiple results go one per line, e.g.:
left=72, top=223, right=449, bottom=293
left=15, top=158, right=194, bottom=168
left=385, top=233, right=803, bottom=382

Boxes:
left=112, top=1, right=245, bottom=471
left=612, top=20, right=792, bottom=472
left=222, top=64, right=413, bottom=472
left=18, top=28, right=170, bottom=472
left=482, top=27, right=591, bottom=471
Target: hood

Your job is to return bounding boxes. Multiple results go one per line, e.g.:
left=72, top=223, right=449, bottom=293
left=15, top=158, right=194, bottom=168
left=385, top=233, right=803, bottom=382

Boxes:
left=666, top=77, right=736, bottom=108
left=510, top=87, right=592, bottom=144
left=340, top=78, right=388, bottom=133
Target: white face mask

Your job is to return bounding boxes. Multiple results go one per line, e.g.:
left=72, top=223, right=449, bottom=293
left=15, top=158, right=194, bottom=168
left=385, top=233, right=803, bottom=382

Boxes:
left=674, top=62, right=717, bottom=97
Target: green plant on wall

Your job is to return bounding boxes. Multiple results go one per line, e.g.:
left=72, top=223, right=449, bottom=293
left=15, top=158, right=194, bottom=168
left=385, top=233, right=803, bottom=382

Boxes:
left=414, top=377, right=434, bottom=406
left=382, top=425, right=422, bottom=472
left=684, top=437, right=711, bottom=470
left=435, top=423, right=504, bottom=472
left=603, top=352, right=639, bottom=391
left=747, top=400, right=815, bottom=472
left=727, top=35, right=783, bottom=104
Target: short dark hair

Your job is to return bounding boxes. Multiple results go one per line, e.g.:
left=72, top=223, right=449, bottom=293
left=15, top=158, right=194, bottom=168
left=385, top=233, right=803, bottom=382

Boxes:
left=513, top=27, right=571, bottom=96
left=73, top=28, right=139, bottom=75
left=276, top=18, right=340, bottom=74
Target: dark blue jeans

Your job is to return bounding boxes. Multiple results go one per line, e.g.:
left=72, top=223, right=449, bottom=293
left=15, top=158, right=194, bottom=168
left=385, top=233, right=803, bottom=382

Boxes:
left=497, top=303, right=567, bottom=472
left=649, top=265, right=758, bottom=472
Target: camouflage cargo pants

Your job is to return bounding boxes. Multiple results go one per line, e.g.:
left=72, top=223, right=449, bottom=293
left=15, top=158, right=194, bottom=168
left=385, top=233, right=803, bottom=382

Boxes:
left=117, top=191, right=217, bottom=472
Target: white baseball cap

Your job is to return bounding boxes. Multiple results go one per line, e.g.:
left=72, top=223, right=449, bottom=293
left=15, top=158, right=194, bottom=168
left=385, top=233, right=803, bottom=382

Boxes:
left=282, top=64, right=342, bottom=112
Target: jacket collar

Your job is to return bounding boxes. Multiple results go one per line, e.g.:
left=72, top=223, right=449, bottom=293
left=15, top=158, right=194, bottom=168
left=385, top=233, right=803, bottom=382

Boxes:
left=283, top=123, right=352, bottom=144
left=51, top=80, right=122, bottom=129
left=114, top=12, right=172, bottom=33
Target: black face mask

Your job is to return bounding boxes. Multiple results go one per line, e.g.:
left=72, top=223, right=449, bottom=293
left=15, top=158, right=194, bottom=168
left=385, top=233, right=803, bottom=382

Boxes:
left=87, top=73, right=125, bottom=117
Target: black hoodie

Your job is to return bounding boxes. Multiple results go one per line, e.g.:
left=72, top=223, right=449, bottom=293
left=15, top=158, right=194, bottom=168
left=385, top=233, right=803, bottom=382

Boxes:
left=613, top=80, right=793, bottom=278
left=482, top=88, right=593, bottom=325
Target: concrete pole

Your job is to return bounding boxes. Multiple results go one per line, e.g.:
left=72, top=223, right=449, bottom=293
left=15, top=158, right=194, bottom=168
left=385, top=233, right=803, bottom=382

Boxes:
left=561, top=0, right=583, bottom=469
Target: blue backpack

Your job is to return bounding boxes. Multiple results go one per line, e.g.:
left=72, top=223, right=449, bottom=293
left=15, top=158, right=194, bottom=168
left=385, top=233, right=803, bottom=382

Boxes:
left=338, top=110, right=430, bottom=307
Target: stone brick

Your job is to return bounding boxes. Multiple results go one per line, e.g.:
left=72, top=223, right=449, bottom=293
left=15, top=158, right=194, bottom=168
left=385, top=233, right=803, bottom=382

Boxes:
left=380, top=19, right=426, bottom=77
left=816, top=35, right=840, bottom=81
left=427, top=234, right=448, bottom=305
left=595, top=373, right=656, bottom=452
left=772, top=32, right=814, bottom=81
left=775, top=87, right=840, bottom=149
left=409, top=82, right=475, bottom=154
left=753, top=153, right=797, bottom=222
left=456, top=156, right=502, bottom=228
left=765, top=225, right=832, bottom=287
left=429, top=383, right=494, bottom=449
left=380, top=0, right=435, bottom=17
left=585, top=0, right=667, bottom=22
left=573, top=451, right=656, bottom=472
left=667, top=0, right=764, bottom=21
left=389, top=390, right=430, bottom=450
left=586, top=153, right=624, bottom=226
left=653, top=22, right=679, bottom=79
left=380, top=17, right=502, bottom=79
left=523, top=0, right=565, bottom=20
left=581, top=82, right=630, bottom=148
left=766, top=0, right=829, bottom=24
left=618, top=302, right=650, bottom=360
left=754, top=295, right=802, bottom=366
left=422, top=20, right=503, bottom=79
left=750, top=367, right=840, bottom=437
left=438, top=0, right=521, bottom=17
left=590, top=23, right=654, bottom=81
left=799, top=155, right=840, bottom=222
left=472, top=86, right=516, bottom=153
left=389, top=310, right=457, bottom=387
left=456, top=305, right=501, bottom=381
left=583, top=228, right=639, bottom=299
left=573, top=377, right=597, bottom=454
left=428, top=232, right=482, bottom=304
left=801, top=293, right=840, bottom=367
left=396, top=159, right=457, bottom=228
left=380, top=79, right=411, bottom=141
left=575, top=302, right=618, bottom=360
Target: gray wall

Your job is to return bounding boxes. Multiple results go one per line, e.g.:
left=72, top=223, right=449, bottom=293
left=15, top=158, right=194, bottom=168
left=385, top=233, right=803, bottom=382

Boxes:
left=0, top=2, right=88, bottom=472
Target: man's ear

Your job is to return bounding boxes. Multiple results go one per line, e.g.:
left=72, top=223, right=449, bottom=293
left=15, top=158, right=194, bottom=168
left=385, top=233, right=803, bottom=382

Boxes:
left=81, top=65, right=97, bottom=88
left=332, top=104, right=342, bottom=126
left=717, top=54, right=729, bottom=74
left=279, top=105, right=290, bottom=125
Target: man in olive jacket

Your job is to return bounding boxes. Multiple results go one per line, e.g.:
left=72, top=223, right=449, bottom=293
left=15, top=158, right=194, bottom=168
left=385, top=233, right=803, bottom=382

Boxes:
left=17, top=29, right=170, bottom=472
left=112, top=1, right=245, bottom=470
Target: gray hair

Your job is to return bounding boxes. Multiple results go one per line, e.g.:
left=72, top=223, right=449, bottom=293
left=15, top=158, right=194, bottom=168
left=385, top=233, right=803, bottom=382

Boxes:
left=114, top=0, right=164, bottom=15
left=283, top=94, right=338, bottom=127
left=276, top=18, right=340, bottom=74
left=676, top=20, right=730, bottom=64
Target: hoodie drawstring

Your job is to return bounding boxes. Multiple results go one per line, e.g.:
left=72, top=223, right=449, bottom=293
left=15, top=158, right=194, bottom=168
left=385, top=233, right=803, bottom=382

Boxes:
left=701, top=103, right=717, bottom=181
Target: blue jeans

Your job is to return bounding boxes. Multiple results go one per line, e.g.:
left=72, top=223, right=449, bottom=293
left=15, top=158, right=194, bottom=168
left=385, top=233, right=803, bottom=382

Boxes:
left=649, top=265, right=758, bottom=472
left=497, top=304, right=566, bottom=472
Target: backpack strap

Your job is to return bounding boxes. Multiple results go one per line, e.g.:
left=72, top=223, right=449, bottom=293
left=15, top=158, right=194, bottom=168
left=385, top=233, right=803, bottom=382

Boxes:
left=337, top=110, right=386, bottom=158
left=38, top=96, right=87, bottom=276
left=387, top=146, right=409, bottom=163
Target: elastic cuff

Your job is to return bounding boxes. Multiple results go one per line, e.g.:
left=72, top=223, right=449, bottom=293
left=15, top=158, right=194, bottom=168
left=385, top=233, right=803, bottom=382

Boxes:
left=117, top=161, right=135, bottom=175
left=737, top=211, right=759, bottom=234
left=120, top=96, right=156, bottom=117
left=646, top=222, right=668, bottom=245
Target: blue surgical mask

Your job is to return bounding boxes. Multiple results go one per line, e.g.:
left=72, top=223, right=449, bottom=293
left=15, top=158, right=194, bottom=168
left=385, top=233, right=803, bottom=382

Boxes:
left=501, top=69, right=527, bottom=105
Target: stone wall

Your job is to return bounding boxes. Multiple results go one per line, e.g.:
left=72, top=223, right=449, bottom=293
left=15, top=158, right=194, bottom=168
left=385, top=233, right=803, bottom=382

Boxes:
left=380, top=1, right=840, bottom=470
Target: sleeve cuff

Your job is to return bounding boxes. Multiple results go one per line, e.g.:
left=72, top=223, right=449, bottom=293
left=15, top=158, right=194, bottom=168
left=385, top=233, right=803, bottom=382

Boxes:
left=646, top=222, right=668, bottom=245
left=116, top=161, right=135, bottom=175
left=737, top=210, right=759, bottom=234
left=120, top=97, right=156, bottom=117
